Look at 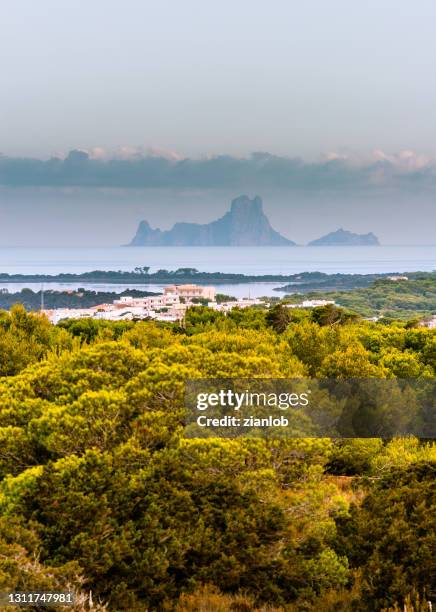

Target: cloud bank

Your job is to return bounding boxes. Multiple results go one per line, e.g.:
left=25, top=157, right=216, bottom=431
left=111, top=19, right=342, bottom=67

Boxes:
left=1, top=149, right=436, bottom=191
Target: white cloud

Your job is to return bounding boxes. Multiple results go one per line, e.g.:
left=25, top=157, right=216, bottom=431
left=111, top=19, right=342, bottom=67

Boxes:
left=83, top=145, right=184, bottom=162
left=371, top=149, right=433, bottom=170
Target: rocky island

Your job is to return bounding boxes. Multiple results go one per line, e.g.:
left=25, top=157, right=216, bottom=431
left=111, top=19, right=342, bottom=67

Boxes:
left=308, top=228, right=380, bottom=246
left=127, top=195, right=296, bottom=246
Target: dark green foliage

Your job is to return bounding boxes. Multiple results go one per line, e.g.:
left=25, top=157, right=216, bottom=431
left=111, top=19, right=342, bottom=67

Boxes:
left=336, top=462, right=436, bottom=610
left=266, top=304, right=292, bottom=333
left=0, top=288, right=159, bottom=311
left=215, top=293, right=237, bottom=303
left=58, top=317, right=134, bottom=342
left=311, top=304, right=360, bottom=326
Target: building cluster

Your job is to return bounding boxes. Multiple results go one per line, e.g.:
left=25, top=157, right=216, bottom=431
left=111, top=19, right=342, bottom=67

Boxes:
left=285, top=299, right=336, bottom=309
left=43, top=284, right=264, bottom=325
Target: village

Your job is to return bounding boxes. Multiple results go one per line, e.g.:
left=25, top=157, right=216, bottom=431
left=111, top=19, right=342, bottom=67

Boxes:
left=42, top=284, right=337, bottom=325
left=43, top=284, right=263, bottom=324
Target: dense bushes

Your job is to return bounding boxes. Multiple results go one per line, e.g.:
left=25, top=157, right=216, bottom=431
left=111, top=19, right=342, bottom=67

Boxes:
left=336, top=462, right=436, bottom=610
left=0, top=306, right=434, bottom=609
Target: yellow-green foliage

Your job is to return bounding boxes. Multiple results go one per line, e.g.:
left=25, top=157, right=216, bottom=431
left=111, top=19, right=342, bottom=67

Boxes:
left=0, top=307, right=434, bottom=610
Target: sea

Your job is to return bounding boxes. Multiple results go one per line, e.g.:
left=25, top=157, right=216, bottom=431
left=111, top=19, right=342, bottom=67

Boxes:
left=0, top=246, right=435, bottom=298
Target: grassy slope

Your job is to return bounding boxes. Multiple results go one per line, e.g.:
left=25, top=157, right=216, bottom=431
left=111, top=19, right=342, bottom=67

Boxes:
left=283, top=275, right=436, bottom=319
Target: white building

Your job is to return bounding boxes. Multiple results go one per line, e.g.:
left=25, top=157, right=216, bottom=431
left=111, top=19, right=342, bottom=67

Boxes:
left=286, top=299, right=336, bottom=309
left=164, top=284, right=216, bottom=301
left=43, top=285, right=217, bottom=324
left=209, top=297, right=264, bottom=312
left=114, top=294, right=180, bottom=309
left=45, top=307, right=98, bottom=325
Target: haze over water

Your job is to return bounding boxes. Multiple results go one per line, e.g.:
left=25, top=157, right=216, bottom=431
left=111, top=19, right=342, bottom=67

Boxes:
left=0, top=246, right=434, bottom=276
left=0, top=246, right=434, bottom=298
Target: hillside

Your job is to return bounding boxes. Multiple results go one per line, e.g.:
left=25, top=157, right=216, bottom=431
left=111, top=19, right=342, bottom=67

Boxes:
left=282, top=273, right=436, bottom=319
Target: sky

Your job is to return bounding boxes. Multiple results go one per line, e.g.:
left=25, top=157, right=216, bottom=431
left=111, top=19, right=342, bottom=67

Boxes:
left=2, top=0, right=436, bottom=158
left=0, top=0, right=436, bottom=245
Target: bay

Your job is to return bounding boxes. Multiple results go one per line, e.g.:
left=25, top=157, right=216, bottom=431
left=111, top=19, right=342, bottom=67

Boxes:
left=0, top=246, right=434, bottom=298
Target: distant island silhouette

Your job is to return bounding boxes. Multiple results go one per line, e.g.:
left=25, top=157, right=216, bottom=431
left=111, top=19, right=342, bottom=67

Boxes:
left=126, top=196, right=380, bottom=247
left=308, top=228, right=380, bottom=246
left=127, top=195, right=296, bottom=246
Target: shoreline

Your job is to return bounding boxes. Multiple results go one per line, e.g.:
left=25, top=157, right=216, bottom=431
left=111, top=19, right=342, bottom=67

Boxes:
left=0, top=269, right=428, bottom=285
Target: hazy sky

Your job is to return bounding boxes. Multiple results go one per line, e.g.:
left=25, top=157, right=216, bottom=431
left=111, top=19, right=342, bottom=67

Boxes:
left=1, top=0, right=436, bottom=159
left=1, top=1, right=436, bottom=247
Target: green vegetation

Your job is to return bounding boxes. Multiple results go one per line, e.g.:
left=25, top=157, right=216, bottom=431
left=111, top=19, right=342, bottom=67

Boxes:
left=0, top=304, right=434, bottom=610
left=0, top=268, right=427, bottom=290
left=283, top=273, right=436, bottom=320
left=0, top=288, right=159, bottom=311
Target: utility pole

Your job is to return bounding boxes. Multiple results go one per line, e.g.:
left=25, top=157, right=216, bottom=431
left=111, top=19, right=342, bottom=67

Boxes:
left=40, top=283, right=44, bottom=312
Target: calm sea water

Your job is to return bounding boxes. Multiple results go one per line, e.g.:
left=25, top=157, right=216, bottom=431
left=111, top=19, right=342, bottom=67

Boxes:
left=0, top=246, right=434, bottom=298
